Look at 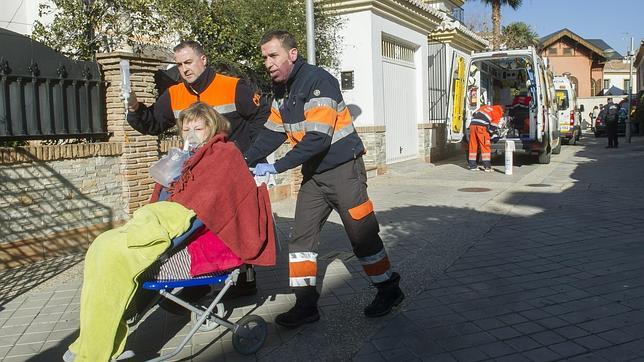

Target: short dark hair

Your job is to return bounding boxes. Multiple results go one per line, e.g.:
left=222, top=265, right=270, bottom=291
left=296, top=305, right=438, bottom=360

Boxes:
left=260, top=30, right=298, bottom=50
left=173, top=40, right=205, bottom=56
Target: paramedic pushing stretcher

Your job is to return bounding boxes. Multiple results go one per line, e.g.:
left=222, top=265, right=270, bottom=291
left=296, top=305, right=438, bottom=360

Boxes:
left=468, top=105, right=503, bottom=172
left=245, top=30, right=404, bottom=328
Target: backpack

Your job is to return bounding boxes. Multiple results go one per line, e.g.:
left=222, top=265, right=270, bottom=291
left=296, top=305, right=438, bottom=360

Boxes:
left=605, top=104, right=619, bottom=123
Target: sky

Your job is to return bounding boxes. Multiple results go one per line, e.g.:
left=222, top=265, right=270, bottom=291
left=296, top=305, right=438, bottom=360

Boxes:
left=462, top=0, right=644, bottom=56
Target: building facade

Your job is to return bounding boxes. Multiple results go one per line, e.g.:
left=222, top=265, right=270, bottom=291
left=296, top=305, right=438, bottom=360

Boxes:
left=539, top=29, right=607, bottom=97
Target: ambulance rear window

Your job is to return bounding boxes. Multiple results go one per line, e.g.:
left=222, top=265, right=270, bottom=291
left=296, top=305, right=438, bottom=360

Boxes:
left=555, top=90, right=569, bottom=109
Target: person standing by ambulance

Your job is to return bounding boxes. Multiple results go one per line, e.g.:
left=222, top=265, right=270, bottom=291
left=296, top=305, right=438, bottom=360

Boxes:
left=467, top=105, right=503, bottom=172
left=245, top=30, right=404, bottom=328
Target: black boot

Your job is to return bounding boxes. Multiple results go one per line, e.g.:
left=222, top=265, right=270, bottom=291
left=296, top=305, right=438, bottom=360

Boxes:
left=275, top=286, right=320, bottom=328
left=364, top=272, right=404, bottom=318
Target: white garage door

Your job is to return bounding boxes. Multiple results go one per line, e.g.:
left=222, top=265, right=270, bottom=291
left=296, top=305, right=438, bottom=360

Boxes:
left=382, top=38, right=418, bottom=164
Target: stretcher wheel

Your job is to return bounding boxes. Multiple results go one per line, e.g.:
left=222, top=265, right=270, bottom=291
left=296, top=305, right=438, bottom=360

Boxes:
left=232, top=315, right=267, bottom=355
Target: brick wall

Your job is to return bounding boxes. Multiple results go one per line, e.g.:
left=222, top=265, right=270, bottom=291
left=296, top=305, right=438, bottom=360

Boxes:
left=97, top=52, right=173, bottom=212
left=0, top=145, right=127, bottom=269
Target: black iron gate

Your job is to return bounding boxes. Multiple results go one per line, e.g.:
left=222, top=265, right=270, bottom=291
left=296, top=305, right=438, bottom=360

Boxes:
left=0, top=28, right=107, bottom=140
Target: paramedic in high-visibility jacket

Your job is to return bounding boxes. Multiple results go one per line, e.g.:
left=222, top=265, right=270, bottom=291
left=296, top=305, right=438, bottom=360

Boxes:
left=126, top=40, right=267, bottom=154
left=468, top=105, right=504, bottom=172
left=245, top=30, right=404, bottom=328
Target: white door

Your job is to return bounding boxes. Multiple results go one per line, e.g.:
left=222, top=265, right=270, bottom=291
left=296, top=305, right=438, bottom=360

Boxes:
left=382, top=39, right=418, bottom=164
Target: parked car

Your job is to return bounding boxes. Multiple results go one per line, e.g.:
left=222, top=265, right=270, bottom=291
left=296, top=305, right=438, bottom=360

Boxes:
left=594, top=108, right=626, bottom=137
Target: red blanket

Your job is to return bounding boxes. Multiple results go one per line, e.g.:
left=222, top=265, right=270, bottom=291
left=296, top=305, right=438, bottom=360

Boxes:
left=150, top=134, right=276, bottom=270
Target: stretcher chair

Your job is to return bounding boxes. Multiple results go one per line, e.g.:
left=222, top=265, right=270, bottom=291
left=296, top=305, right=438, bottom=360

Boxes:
left=130, top=187, right=270, bottom=360
left=142, top=222, right=267, bottom=360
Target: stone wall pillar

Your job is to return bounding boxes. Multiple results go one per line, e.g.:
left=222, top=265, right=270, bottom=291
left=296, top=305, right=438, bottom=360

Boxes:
left=96, top=52, right=173, bottom=214
left=418, top=122, right=463, bottom=163
left=357, top=125, right=387, bottom=175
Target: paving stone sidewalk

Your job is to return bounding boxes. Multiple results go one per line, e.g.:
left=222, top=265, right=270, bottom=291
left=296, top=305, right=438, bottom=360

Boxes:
left=1, top=133, right=643, bottom=361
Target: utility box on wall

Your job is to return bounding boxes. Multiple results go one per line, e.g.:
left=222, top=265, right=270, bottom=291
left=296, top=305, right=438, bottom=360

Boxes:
left=341, top=71, right=354, bottom=90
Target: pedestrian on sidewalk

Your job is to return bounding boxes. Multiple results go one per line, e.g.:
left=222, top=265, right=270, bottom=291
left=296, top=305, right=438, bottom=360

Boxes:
left=604, top=98, right=620, bottom=148
left=244, top=30, right=404, bottom=328
left=467, top=105, right=503, bottom=172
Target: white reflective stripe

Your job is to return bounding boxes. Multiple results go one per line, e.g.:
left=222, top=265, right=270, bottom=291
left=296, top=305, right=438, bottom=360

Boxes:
left=284, top=121, right=306, bottom=133
left=213, top=103, right=236, bottom=114
left=368, top=270, right=392, bottom=284
left=289, top=252, right=318, bottom=263
left=304, top=97, right=338, bottom=112
left=173, top=103, right=236, bottom=118
left=336, top=101, right=346, bottom=112
left=331, top=124, right=356, bottom=144
left=358, top=248, right=388, bottom=265
left=304, top=122, right=333, bottom=136
left=264, top=120, right=285, bottom=132
left=289, top=276, right=317, bottom=287
left=272, top=99, right=280, bottom=108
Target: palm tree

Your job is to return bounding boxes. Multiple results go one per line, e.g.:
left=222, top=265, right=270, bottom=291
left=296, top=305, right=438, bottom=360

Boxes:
left=478, top=0, right=523, bottom=50
left=502, top=22, right=539, bottom=49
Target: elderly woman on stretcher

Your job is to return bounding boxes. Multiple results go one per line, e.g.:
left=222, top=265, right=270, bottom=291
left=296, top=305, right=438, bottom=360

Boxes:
left=64, top=102, right=276, bottom=362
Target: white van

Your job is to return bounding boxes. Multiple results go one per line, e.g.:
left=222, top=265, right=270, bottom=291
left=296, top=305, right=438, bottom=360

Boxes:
left=447, top=47, right=561, bottom=164
left=553, top=76, right=583, bottom=145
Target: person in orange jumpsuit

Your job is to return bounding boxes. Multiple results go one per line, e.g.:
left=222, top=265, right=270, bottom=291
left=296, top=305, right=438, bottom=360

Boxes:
left=468, top=105, right=504, bottom=172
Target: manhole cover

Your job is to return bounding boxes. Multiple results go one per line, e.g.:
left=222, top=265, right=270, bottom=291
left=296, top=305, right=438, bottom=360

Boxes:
left=458, top=187, right=491, bottom=192
left=526, top=183, right=551, bottom=187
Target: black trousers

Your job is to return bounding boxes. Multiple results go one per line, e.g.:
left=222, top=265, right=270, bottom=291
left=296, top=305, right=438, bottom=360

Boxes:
left=287, top=157, right=392, bottom=287
left=606, top=122, right=618, bottom=147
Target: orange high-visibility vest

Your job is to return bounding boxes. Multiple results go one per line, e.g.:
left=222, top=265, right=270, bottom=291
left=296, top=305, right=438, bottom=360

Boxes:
left=168, top=74, right=239, bottom=118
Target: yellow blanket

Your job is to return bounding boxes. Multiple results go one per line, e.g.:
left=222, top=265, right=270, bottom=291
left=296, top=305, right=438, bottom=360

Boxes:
left=69, top=201, right=195, bottom=361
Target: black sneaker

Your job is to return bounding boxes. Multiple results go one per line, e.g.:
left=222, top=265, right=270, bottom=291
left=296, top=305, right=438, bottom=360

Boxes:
left=364, top=272, right=405, bottom=318
left=275, top=305, right=320, bottom=328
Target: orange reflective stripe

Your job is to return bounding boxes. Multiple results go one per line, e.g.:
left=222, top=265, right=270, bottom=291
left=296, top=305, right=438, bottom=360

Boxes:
left=169, top=73, right=239, bottom=115
left=289, top=260, right=317, bottom=278
left=348, top=199, right=374, bottom=220
left=304, top=106, right=337, bottom=128
left=335, top=108, right=352, bottom=130
left=287, top=130, right=305, bottom=145
left=268, top=107, right=283, bottom=124
left=362, top=256, right=391, bottom=277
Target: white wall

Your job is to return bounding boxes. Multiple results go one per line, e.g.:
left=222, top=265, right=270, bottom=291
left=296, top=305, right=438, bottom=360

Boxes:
left=0, top=0, right=53, bottom=35
left=335, top=11, right=429, bottom=126
left=371, top=13, right=429, bottom=125
left=336, top=11, right=376, bottom=126
left=604, top=71, right=637, bottom=95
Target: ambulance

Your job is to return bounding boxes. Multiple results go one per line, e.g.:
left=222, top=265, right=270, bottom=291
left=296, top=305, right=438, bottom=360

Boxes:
left=447, top=47, right=561, bottom=164
left=553, top=75, right=583, bottom=145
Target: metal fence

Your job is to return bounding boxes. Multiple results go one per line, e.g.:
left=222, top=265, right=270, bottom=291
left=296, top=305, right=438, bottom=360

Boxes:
left=428, top=43, right=448, bottom=123
left=0, top=29, right=107, bottom=140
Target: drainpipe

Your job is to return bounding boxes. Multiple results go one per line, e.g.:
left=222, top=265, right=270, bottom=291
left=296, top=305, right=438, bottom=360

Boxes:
left=306, top=0, right=316, bottom=65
